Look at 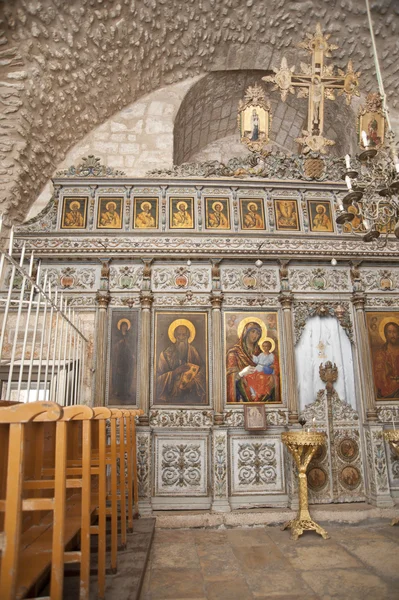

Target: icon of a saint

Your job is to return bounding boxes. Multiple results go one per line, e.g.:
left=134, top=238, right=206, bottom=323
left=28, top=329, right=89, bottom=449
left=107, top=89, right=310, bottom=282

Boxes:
left=156, top=319, right=206, bottom=404
left=172, top=201, right=193, bottom=228
left=64, top=200, right=84, bottom=228
left=250, top=109, right=260, bottom=141
left=208, top=202, right=228, bottom=229
left=312, top=204, right=332, bottom=231
left=367, top=118, right=382, bottom=148
left=244, top=202, right=263, bottom=229
left=100, top=201, right=121, bottom=228
left=373, top=319, right=399, bottom=398
left=112, top=318, right=135, bottom=401
left=135, top=201, right=156, bottom=228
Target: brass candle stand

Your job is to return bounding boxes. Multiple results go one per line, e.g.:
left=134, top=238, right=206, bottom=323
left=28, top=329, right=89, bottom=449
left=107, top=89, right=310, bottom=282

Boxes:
left=383, top=429, right=399, bottom=526
left=281, top=430, right=329, bottom=540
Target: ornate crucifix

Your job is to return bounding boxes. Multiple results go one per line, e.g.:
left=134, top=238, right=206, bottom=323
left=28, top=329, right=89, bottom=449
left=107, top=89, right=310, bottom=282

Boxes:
left=263, top=24, right=361, bottom=154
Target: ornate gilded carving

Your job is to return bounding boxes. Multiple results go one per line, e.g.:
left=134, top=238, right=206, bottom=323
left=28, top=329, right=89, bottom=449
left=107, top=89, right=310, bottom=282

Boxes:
left=13, top=234, right=399, bottom=259
left=263, top=24, right=360, bottom=154
left=289, top=267, right=350, bottom=292
left=55, top=155, right=125, bottom=178
left=319, top=361, right=338, bottom=392
left=221, top=266, right=278, bottom=292
left=237, top=84, right=271, bottom=153
left=41, top=267, right=96, bottom=290
left=147, top=152, right=346, bottom=182
left=377, top=406, right=399, bottom=423
left=96, top=290, right=111, bottom=308
left=223, top=408, right=287, bottom=427
left=109, top=265, right=142, bottom=290
left=293, top=301, right=353, bottom=343
left=139, top=292, right=154, bottom=310
left=152, top=266, right=210, bottom=291
left=360, top=268, right=399, bottom=292
left=149, top=409, right=213, bottom=428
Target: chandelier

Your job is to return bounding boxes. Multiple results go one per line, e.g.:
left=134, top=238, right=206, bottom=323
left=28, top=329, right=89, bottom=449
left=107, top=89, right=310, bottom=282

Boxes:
left=336, top=0, right=399, bottom=246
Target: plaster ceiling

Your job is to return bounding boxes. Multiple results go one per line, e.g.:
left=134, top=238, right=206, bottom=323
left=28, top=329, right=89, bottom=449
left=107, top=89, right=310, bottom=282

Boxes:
left=1, top=0, right=398, bottom=223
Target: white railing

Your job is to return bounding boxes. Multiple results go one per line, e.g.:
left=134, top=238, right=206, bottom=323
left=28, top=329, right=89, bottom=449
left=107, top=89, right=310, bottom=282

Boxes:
left=0, top=218, right=88, bottom=405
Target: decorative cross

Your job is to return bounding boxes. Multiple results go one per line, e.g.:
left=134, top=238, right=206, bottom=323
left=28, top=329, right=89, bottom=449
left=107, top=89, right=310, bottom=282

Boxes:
left=263, top=24, right=361, bottom=154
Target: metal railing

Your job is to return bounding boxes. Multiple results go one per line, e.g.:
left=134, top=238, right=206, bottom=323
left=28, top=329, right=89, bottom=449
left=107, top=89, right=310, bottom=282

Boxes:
left=0, top=218, right=88, bottom=405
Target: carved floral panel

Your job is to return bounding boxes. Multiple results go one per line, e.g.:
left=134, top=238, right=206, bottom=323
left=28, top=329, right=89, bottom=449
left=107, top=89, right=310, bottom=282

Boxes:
left=230, top=435, right=283, bottom=494
left=360, top=268, right=399, bottom=292
left=289, top=267, right=350, bottom=292
left=221, top=266, right=278, bottom=292
left=154, top=434, right=208, bottom=496
left=152, top=266, right=211, bottom=292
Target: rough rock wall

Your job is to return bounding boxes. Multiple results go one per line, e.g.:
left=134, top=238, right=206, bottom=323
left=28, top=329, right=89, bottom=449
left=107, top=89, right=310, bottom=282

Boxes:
left=1, top=0, right=398, bottom=224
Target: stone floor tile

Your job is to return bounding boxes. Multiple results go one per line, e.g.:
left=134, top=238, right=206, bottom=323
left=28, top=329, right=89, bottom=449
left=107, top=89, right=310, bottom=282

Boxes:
left=193, top=529, right=228, bottom=546
left=204, top=577, right=253, bottom=600
left=338, top=538, right=399, bottom=579
left=302, top=568, right=391, bottom=599
left=231, top=543, right=288, bottom=571
left=244, top=568, right=314, bottom=597
left=154, top=529, right=195, bottom=544
left=149, top=568, right=205, bottom=599
left=278, top=543, right=364, bottom=570
left=253, top=596, right=320, bottom=600
left=367, top=524, right=399, bottom=542
left=226, top=527, right=270, bottom=547
left=197, top=544, right=242, bottom=581
left=141, top=564, right=152, bottom=594
left=152, top=542, right=200, bottom=569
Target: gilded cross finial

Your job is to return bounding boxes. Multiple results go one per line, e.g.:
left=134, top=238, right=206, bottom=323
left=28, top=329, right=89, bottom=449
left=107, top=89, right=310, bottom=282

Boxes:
left=263, top=24, right=361, bottom=154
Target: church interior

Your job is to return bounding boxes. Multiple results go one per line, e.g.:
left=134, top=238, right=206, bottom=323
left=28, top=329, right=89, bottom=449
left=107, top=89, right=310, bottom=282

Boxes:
left=0, top=0, right=399, bottom=598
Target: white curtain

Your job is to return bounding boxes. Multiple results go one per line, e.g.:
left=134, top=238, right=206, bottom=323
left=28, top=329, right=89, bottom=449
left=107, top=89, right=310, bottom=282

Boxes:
left=295, top=316, right=356, bottom=412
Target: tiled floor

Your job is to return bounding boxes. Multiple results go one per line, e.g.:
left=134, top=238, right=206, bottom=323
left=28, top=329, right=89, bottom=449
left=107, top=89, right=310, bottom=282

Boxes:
left=140, top=520, right=399, bottom=600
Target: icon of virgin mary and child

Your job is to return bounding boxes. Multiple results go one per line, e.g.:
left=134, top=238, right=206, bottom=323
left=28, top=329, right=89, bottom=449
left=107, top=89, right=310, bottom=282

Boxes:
left=226, top=318, right=280, bottom=403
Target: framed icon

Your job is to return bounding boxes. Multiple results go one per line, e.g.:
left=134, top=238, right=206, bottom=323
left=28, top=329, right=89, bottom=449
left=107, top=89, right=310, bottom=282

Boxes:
left=274, top=199, right=300, bottom=231
left=240, top=198, right=266, bottom=230
left=308, top=200, right=334, bottom=233
left=61, top=197, right=88, bottom=229
left=169, top=197, right=195, bottom=229
left=97, top=197, right=123, bottom=229
left=133, top=197, right=158, bottom=229
left=205, top=197, right=230, bottom=230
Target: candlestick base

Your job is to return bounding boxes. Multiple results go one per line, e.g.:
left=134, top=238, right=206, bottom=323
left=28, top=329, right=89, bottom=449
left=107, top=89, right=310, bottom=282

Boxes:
left=282, top=517, right=330, bottom=541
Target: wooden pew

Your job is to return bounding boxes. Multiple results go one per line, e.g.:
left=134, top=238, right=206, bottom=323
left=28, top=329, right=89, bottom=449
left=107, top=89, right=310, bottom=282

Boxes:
left=0, top=401, right=63, bottom=600
left=0, top=404, right=143, bottom=600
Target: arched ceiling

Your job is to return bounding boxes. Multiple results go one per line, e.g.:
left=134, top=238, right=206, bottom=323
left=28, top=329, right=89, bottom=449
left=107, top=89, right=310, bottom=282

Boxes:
left=174, top=70, right=360, bottom=164
left=1, top=0, right=399, bottom=223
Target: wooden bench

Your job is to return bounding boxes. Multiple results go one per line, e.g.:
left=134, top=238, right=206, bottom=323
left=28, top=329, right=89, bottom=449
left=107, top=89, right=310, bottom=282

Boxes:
left=0, top=403, right=143, bottom=600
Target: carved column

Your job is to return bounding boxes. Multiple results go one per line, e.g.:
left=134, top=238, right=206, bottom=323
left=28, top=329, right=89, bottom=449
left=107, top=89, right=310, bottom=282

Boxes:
left=138, top=292, right=153, bottom=425
left=211, top=428, right=231, bottom=512
left=352, top=292, right=377, bottom=421
left=278, top=292, right=299, bottom=424
left=94, top=290, right=111, bottom=406
left=210, top=292, right=224, bottom=425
